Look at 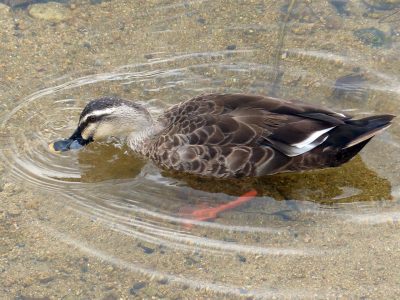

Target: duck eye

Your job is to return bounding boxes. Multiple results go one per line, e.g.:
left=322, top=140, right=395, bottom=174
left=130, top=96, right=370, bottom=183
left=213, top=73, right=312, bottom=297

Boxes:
left=88, top=116, right=96, bottom=123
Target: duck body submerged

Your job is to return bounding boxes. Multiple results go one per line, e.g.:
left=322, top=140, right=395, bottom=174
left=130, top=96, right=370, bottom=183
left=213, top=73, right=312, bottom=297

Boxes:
left=51, top=93, right=395, bottom=178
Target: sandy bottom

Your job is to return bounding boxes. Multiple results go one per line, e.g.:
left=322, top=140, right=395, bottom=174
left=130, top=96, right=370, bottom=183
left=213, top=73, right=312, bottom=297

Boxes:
left=1, top=0, right=400, bottom=299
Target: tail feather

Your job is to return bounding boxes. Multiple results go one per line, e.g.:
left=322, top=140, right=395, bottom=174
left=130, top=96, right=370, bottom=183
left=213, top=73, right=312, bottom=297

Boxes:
left=344, top=114, right=394, bottom=147
left=326, top=114, right=395, bottom=165
left=326, top=114, right=395, bottom=149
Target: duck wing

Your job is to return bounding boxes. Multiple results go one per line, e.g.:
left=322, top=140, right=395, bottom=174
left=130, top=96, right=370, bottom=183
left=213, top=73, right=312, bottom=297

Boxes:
left=150, top=93, right=350, bottom=177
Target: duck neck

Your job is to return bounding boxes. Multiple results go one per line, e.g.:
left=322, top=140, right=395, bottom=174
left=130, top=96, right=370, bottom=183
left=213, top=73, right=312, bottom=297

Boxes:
left=128, top=120, right=164, bottom=154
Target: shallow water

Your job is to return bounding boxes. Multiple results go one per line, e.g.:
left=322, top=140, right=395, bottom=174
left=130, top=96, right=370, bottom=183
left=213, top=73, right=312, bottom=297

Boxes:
left=2, top=0, right=400, bottom=299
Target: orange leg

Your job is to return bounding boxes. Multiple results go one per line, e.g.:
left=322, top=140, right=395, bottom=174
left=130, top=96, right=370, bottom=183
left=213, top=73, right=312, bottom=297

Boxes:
left=179, top=189, right=258, bottom=228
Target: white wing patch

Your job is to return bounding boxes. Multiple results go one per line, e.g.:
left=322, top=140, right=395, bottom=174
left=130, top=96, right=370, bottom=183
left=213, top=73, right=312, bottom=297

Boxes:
left=292, top=127, right=334, bottom=148
left=266, top=127, right=334, bottom=157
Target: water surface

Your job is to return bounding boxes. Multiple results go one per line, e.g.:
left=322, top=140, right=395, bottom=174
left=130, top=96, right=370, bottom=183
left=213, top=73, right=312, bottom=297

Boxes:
left=1, top=0, right=400, bottom=298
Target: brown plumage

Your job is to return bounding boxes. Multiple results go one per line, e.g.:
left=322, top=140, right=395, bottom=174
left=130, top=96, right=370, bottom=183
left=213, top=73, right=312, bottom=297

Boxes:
left=50, top=93, right=395, bottom=178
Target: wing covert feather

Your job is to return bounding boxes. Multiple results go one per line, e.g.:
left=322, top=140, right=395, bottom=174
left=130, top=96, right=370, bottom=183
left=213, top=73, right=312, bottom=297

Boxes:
left=149, top=93, right=347, bottom=177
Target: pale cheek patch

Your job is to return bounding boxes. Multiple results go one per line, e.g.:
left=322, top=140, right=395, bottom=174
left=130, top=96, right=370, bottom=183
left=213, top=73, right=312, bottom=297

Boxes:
left=93, top=123, right=115, bottom=140
left=82, top=123, right=97, bottom=140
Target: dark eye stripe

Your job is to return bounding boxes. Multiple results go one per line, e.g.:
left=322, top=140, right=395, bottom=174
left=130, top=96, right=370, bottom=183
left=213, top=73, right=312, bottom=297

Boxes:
left=79, top=114, right=108, bottom=130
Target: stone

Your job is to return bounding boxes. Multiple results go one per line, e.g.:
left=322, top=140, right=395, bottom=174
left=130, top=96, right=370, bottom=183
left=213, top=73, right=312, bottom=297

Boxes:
left=324, top=16, right=342, bottom=30
left=354, top=27, right=386, bottom=48
left=28, top=2, right=71, bottom=22
left=25, top=199, right=39, bottom=210
left=363, top=0, right=400, bottom=10
left=2, top=1, right=33, bottom=8
left=129, top=282, right=147, bottom=295
left=332, top=73, right=368, bottom=102
left=291, top=23, right=315, bottom=35
left=7, top=204, right=21, bottom=217
left=329, top=0, right=350, bottom=15
left=0, top=3, right=14, bottom=31
left=2, top=182, right=19, bottom=195
left=0, top=3, right=11, bottom=13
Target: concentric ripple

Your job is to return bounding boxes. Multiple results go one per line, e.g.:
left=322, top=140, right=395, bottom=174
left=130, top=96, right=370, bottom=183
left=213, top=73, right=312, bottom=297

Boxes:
left=2, top=49, right=400, bottom=297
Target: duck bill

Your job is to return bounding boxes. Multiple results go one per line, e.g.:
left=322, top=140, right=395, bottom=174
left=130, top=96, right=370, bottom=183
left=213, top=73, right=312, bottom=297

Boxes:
left=49, top=129, right=92, bottom=153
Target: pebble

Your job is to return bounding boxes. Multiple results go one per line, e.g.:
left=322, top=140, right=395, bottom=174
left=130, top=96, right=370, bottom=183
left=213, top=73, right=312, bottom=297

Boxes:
left=2, top=1, right=32, bottom=8
left=197, top=17, right=206, bottom=24
left=106, top=266, right=114, bottom=272
left=0, top=3, right=14, bottom=31
left=94, top=59, right=103, bottom=67
left=303, top=235, right=312, bottom=243
left=354, top=27, right=386, bottom=48
left=324, top=16, right=342, bottom=30
left=25, top=199, right=39, bottom=210
left=137, top=243, right=155, bottom=254
left=7, top=204, right=22, bottom=217
left=28, top=2, right=71, bottom=22
left=332, top=73, right=368, bottom=102
left=0, top=3, right=11, bottom=13
left=39, top=276, right=55, bottom=284
left=329, top=0, right=350, bottom=15
left=291, top=23, right=315, bottom=35
left=101, top=292, right=119, bottom=300
left=129, top=282, right=147, bottom=295
left=363, top=0, right=400, bottom=10
left=157, top=277, right=168, bottom=285
left=2, top=182, right=20, bottom=195
left=237, top=254, right=247, bottom=262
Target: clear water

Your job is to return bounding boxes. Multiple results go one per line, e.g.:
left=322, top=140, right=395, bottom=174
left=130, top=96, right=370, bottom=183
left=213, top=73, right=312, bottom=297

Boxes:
left=1, top=0, right=400, bottom=298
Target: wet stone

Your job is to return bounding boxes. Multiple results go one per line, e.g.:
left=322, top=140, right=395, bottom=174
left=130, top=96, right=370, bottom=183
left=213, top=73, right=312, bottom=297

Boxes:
left=223, top=237, right=237, bottom=243
left=129, top=282, right=147, bottom=295
left=280, top=2, right=318, bottom=23
left=363, top=0, right=400, bottom=10
left=197, top=17, right=206, bottom=24
left=291, top=23, right=315, bottom=35
left=25, top=198, right=40, bottom=210
left=93, top=59, right=104, bottom=67
left=325, top=16, right=343, bottom=30
left=0, top=2, right=11, bottom=12
left=303, top=235, right=312, bottom=243
left=1, top=1, right=70, bottom=9
left=79, top=257, right=90, bottom=273
left=237, top=254, right=247, bottom=262
left=15, top=296, right=50, bottom=300
left=28, top=2, right=71, bottom=22
left=330, top=0, right=350, bottom=15
left=101, top=292, right=119, bottom=300
left=226, top=44, right=236, bottom=50
left=184, top=256, right=199, bottom=265
left=0, top=3, right=14, bottom=31
left=39, top=276, right=55, bottom=284
left=137, top=243, right=155, bottom=254
left=83, top=41, right=91, bottom=49
left=157, top=278, right=168, bottom=285
left=332, top=73, right=368, bottom=102
left=1, top=0, right=31, bottom=8
left=354, top=27, right=386, bottom=47
left=7, top=204, right=21, bottom=216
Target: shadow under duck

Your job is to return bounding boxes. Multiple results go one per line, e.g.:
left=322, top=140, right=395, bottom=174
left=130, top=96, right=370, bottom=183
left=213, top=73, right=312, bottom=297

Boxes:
left=49, top=93, right=395, bottom=178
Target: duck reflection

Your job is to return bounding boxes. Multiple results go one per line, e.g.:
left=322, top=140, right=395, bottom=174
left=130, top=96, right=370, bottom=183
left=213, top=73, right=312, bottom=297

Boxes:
left=76, top=143, right=146, bottom=182
left=74, top=143, right=391, bottom=204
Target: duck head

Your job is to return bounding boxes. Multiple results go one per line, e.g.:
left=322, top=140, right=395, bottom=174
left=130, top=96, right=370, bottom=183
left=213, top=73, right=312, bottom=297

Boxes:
left=49, top=97, right=153, bottom=152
